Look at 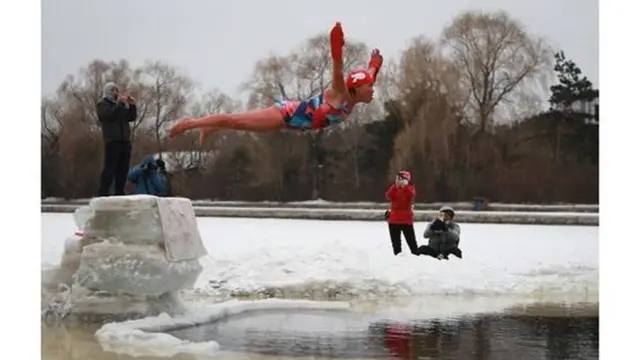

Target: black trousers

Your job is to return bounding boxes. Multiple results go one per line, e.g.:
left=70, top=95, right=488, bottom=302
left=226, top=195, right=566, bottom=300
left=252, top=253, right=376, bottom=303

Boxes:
left=388, top=223, right=419, bottom=255
left=97, top=140, right=132, bottom=196
left=417, top=245, right=463, bottom=259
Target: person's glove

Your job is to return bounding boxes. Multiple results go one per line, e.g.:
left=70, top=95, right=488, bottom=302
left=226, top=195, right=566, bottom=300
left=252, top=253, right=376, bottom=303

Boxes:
left=330, top=22, right=344, bottom=63
left=430, top=219, right=446, bottom=231
left=368, top=48, right=383, bottom=82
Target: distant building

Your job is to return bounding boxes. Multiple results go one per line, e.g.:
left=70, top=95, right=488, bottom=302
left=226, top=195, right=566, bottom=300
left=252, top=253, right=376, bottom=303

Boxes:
left=555, top=94, right=599, bottom=125
left=569, top=96, right=599, bottom=122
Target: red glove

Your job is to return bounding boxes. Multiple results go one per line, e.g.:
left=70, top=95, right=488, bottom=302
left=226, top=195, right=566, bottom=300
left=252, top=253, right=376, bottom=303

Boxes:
left=368, top=48, right=384, bottom=82
left=330, top=22, right=344, bottom=63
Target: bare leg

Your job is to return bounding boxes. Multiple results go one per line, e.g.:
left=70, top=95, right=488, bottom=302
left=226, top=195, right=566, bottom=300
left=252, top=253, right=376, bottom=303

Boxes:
left=169, top=107, right=285, bottom=139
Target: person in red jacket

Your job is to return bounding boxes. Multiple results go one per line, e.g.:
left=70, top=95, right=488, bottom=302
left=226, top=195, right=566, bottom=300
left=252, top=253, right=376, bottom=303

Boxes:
left=385, top=170, right=419, bottom=255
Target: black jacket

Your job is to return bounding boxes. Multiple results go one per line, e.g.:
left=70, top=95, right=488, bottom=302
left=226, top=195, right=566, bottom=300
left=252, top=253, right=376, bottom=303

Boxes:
left=96, top=98, right=137, bottom=142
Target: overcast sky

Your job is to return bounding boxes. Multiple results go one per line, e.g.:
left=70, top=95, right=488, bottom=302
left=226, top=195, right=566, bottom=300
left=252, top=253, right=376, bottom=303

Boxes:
left=42, top=0, right=598, bottom=99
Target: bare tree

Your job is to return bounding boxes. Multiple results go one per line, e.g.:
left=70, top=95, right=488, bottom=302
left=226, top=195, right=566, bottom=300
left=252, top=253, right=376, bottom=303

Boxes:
left=244, top=34, right=369, bottom=105
left=331, top=102, right=384, bottom=193
left=244, top=55, right=294, bottom=109
left=387, top=36, right=467, bottom=198
left=174, top=89, right=243, bottom=170
left=393, top=37, right=463, bottom=160
left=441, top=10, right=552, bottom=133
left=41, top=98, right=64, bottom=147
left=192, top=89, right=242, bottom=116
left=140, top=60, right=195, bottom=153
left=55, top=59, right=145, bottom=132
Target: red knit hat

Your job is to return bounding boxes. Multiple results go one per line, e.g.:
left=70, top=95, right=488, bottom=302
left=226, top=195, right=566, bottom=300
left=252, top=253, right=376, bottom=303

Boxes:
left=398, top=171, right=411, bottom=181
left=346, top=69, right=374, bottom=88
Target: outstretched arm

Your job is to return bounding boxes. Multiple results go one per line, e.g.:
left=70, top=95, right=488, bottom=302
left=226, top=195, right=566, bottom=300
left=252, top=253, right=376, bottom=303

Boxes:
left=367, top=48, right=384, bottom=84
left=330, top=22, right=347, bottom=95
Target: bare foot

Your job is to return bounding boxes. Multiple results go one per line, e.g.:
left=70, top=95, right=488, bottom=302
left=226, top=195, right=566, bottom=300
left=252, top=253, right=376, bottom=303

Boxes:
left=168, top=116, right=196, bottom=139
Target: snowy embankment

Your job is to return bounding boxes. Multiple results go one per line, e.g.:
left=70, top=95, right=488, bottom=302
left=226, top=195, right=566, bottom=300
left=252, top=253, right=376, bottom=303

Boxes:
left=42, top=197, right=599, bottom=212
left=41, top=200, right=599, bottom=225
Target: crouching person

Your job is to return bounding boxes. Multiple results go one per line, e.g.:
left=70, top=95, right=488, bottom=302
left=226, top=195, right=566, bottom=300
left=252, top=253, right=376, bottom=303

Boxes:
left=418, top=206, right=462, bottom=260
left=128, top=155, right=172, bottom=197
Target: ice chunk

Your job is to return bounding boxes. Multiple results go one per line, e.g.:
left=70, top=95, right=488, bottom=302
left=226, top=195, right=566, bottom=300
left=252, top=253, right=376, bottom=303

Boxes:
left=83, top=196, right=208, bottom=262
left=57, top=236, right=83, bottom=284
left=156, top=197, right=207, bottom=262
left=83, top=195, right=164, bottom=246
left=43, top=196, right=209, bottom=323
left=74, top=243, right=203, bottom=296
left=69, top=288, right=187, bottom=321
left=94, top=299, right=352, bottom=358
left=42, top=235, right=84, bottom=289
left=73, top=205, right=93, bottom=230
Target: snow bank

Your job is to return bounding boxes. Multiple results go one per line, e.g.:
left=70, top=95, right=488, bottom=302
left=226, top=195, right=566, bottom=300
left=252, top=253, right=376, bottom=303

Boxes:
left=41, top=201, right=599, bottom=226
left=42, top=198, right=599, bottom=213
left=185, top=219, right=599, bottom=303
left=95, top=298, right=351, bottom=359
left=186, top=207, right=598, bottom=225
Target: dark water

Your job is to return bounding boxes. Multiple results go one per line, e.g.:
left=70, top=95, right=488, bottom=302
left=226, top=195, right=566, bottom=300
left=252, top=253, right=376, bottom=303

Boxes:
left=168, top=309, right=598, bottom=360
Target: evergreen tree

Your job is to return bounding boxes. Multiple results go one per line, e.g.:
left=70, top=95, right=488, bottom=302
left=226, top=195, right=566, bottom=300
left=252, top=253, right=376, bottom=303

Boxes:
left=548, top=51, right=599, bottom=164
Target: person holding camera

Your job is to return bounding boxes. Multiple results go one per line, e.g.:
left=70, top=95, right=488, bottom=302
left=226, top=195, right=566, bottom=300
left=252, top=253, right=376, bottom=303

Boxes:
left=127, top=156, right=171, bottom=197
left=385, top=170, right=419, bottom=255
left=96, top=82, right=138, bottom=196
left=418, top=206, right=463, bottom=260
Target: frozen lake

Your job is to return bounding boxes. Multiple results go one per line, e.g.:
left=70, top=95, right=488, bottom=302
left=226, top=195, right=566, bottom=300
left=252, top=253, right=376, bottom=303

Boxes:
left=41, top=213, right=599, bottom=359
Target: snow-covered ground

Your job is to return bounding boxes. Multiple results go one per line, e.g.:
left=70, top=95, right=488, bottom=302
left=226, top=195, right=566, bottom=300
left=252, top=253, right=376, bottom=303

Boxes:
left=42, top=213, right=598, bottom=302
left=41, top=213, right=598, bottom=359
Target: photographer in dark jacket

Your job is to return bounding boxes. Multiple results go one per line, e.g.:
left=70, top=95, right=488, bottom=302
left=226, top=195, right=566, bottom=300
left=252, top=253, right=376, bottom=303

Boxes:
left=96, top=82, right=137, bottom=196
left=128, top=156, right=172, bottom=196
left=417, top=206, right=463, bottom=260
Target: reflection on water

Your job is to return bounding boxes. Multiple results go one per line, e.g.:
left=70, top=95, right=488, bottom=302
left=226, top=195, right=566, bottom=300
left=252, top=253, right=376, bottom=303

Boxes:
left=167, top=308, right=598, bottom=360
left=42, top=304, right=598, bottom=360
